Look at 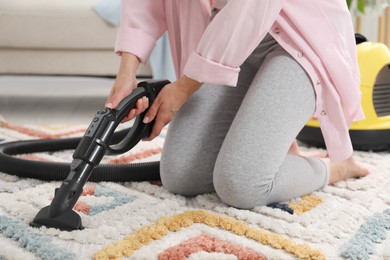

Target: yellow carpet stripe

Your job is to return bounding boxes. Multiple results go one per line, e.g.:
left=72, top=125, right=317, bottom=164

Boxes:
left=288, top=195, right=323, bottom=215
left=93, top=209, right=325, bottom=260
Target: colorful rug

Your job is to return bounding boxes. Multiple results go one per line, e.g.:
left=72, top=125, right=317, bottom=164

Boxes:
left=1, top=122, right=390, bottom=260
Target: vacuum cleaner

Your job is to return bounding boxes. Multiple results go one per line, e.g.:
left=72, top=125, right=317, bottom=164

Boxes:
left=297, top=37, right=390, bottom=151
left=0, top=80, right=170, bottom=231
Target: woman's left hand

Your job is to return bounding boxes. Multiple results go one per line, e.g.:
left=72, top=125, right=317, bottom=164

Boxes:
left=142, top=76, right=202, bottom=141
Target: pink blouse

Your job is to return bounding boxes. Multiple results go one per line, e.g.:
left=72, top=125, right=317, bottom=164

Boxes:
left=115, top=0, right=365, bottom=162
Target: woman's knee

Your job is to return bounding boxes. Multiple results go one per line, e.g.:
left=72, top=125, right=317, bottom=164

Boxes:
left=213, top=161, right=275, bottom=209
left=160, top=155, right=215, bottom=196
left=160, top=159, right=193, bottom=196
left=214, top=179, right=273, bottom=209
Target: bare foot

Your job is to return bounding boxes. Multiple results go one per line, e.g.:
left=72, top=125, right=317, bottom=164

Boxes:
left=326, top=157, right=370, bottom=184
left=288, top=140, right=327, bottom=158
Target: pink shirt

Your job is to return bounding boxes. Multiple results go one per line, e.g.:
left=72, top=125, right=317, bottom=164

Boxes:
left=115, top=0, right=365, bottom=162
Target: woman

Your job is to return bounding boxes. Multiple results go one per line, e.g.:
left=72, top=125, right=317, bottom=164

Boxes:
left=106, top=0, right=369, bottom=208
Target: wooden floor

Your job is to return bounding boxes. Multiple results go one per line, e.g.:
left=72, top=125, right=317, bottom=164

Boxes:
left=0, top=75, right=115, bottom=125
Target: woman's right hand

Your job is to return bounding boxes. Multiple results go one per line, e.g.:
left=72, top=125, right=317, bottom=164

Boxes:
left=105, top=52, right=149, bottom=122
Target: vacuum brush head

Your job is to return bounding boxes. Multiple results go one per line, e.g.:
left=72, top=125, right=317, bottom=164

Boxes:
left=30, top=205, right=83, bottom=231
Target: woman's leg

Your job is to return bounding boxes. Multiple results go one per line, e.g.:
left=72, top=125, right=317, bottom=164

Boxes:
left=213, top=45, right=330, bottom=209
left=160, top=35, right=279, bottom=196
left=160, top=82, right=247, bottom=196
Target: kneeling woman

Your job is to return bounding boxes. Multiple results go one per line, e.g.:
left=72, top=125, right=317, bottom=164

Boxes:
left=106, top=0, right=369, bottom=208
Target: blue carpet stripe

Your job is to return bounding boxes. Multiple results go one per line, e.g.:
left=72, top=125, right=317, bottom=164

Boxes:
left=88, top=185, right=136, bottom=216
left=342, top=209, right=390, bottom=260
left=267, top=202, right=294, bottom=214
left=0, top=215, right=76, bottom=260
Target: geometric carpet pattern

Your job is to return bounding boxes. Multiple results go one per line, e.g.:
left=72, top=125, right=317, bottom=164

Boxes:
left=1, top=122, right=390, bottom=259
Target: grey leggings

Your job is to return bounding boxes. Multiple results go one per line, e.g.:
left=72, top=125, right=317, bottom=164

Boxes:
left=160, top=34, right=329, bottom=209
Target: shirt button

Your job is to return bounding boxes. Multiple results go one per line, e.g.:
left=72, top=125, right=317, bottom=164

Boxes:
left=274, top=27, right=280, bottom=34
left=320, top=110, right=327, bottom=116
left=297, top=52, right=303, bottom=58
left=316, top=80, right=321, bottom=85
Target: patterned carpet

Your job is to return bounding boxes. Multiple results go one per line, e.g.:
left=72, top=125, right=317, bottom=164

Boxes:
left=0, top=122, right=390, bottom=260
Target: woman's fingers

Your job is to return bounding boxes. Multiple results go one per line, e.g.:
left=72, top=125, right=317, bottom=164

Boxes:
left=121, top=96, right=150, bottom=123
left=143, top=103, right=171, bottom=141
left=133, top=96, right=149, bottom=117
left=144, top=119, right=167, bottom=141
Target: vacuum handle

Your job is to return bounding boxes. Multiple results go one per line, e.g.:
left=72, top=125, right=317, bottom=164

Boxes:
left=106, top=80, right=170, bottom=155
left=73, top=80, right=170, bottom=160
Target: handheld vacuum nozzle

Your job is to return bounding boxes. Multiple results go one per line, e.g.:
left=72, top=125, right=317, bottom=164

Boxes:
left=31, top=206, right=82, bottom=231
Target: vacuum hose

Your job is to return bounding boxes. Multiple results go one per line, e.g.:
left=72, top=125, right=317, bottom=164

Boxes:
left=0, top=129, right=160, bottom=182
left=0, top=80, right=169, bottom=182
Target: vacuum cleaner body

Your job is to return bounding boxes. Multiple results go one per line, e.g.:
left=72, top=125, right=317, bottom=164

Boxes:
left=297, top=42, right=390, bottom=151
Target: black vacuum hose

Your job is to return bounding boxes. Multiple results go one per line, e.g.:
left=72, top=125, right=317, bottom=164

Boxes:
left=0, top=128, right=160, bottom=182
left=0, top=80, right=171, bottom=183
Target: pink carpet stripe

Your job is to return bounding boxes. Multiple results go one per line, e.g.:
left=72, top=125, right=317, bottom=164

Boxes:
left=158, top=234, right=266, bottom=260
left=3, top=122, right=85, bottom=139
left=73, top=185, right=95, bottom=214
left=108, top=148, right=162, bottom=164
left=74, top=202, right=91, bottom=215
left=17, top=154, right=50, bottom=162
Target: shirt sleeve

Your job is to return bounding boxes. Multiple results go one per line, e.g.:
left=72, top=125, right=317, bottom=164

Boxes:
left=183, top=0, right=284, bottom=86
left=115, top=0, right=167, bottom=64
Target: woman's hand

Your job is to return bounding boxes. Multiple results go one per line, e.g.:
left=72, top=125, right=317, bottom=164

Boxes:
left=105, top=52, right=148, bottom=122
left=142, top=75, right=202, bottom=141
